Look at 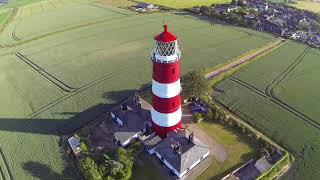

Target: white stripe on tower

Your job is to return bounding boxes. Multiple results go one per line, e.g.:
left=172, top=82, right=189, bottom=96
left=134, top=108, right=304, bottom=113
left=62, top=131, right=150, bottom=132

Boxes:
left=151, top=107, right=182, bottom=127
left=152, top=79, right=181, bottom=98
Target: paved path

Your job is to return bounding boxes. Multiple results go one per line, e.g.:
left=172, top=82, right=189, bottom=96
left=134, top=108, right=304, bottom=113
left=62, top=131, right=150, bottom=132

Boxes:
left=182, top=104, right=228, bottom=163
left=205, top=38, right=286, bottom=80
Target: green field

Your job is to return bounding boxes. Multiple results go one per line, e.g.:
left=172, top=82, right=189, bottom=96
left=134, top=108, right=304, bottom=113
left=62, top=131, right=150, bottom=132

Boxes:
left=215, top=40, right=320, bottom=179
left=0, top=0, right=277, bottom=179
left=289, top=0, right=320, bottom=13
left=138, top=0, right=231, bottom=8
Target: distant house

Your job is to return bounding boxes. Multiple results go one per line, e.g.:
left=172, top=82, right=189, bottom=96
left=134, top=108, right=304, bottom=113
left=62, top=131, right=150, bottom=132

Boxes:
left=214, top=4, right=238, bottom=13
left=111, top=94, right=152, bottom=147
left=258, top=18, right=286, bottom=36
left=244, top=14, right=256, bottom=20
left=68, top=136, right=81, bottom=155
left=151, top=130, right=210, bottom=178
left=135, top=3, right=154, bottom=10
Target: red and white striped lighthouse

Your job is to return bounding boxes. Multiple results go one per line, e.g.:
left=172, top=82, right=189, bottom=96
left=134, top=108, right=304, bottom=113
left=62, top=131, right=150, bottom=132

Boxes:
left=151, top=24, right=182, bottom=137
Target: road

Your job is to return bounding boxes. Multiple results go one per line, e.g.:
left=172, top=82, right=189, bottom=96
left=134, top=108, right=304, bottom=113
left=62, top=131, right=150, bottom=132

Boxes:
left=205, top=38, right=286, bottom=80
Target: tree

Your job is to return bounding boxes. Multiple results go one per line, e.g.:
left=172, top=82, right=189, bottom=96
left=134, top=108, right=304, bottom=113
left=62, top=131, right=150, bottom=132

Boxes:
left=205, top=109, right=213, bottom=120
left=80, top=157, right=101, bottom=180
left=213, top=111, right=219, bottom=120
left=182, top=71, right=210, bottom=99
left=193, top=113, right=202, bottom=123
left=231, top=0, right=238, bottom=5
left=199, top=6, right=211, bottom=16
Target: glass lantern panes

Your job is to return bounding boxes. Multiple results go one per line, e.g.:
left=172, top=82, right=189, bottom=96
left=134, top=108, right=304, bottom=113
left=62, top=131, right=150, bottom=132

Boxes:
left=156, top=41, right=176, bottom=56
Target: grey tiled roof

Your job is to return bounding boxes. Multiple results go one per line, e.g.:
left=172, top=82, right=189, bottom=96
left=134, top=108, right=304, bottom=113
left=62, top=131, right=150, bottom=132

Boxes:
left=112, top=97, right=152, bottom=144
left=143, top=133, right=162, bottom=149
left=155, top=130, right=210, bottom=173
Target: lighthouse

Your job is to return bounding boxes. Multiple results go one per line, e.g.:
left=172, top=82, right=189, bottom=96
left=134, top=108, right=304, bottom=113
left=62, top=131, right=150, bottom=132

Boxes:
left=151, top=24, right=182, bottom=137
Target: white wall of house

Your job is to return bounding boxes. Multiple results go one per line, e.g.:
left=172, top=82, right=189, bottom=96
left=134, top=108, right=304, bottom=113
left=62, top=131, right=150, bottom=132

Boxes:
left=154, top=150, right=210, bottom=179
left=146, top=147, right=156, bottom=155
left=121, top=132, right=140, bottom=147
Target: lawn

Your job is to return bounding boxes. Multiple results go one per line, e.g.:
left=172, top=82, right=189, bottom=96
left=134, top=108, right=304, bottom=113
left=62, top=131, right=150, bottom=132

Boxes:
left=289, top=0, right=320, bottom=13
left=131, top=153, right=164, bottom=180
left=215, top=40, right=320, bottom=179
left=137, top=0, right=231, bottom=9
left=0, top=2, right=276, bottom=179
left=197, top=121, right=256, bottom=179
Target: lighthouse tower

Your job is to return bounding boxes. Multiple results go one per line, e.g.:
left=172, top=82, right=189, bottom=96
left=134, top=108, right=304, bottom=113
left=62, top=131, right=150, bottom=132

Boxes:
left=151, top=24, right=182, bottom=137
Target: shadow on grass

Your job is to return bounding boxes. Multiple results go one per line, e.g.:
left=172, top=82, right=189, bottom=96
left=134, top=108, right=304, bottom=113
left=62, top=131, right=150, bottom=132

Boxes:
left=22, top=161, right=79, bottom=180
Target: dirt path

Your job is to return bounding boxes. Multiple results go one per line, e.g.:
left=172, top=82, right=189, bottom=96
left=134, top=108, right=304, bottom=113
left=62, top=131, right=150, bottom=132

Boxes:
left=182, top=104, right=228, bottom=162
left=205, top=38, right=286, bottom=80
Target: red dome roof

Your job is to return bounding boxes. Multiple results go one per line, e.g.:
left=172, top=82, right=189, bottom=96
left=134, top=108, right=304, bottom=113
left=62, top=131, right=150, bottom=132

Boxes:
left=154, top=24, right=177, bottom=42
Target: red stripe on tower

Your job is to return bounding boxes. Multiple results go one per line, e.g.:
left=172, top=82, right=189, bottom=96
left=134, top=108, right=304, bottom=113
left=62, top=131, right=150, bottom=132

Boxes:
left=151, top=24, right=182, bottom=137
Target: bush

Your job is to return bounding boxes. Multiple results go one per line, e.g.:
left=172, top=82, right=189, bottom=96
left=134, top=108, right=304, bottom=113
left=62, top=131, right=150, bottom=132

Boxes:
left=80, top=140, right=89, bottom=153
left=193, top=113, right=202, bottom=123
left=80, top=157, right=101, bottom=180
left=80, top=127, right=91, bottom=137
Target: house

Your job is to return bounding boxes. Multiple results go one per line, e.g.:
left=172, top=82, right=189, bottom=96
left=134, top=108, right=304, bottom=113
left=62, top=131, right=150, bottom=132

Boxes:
left=214, top=4, right=238, bottom=13
left=254, top=156, right=272, bottom=173
left=135, top=3, right=154, bottom=10
left=244, top=14, right=256, bottom=20
left=152, top=130, right=210, bottom=178
left=68, top=136, right=81, bottom=155
left=258, top=18, right=286, bottom=36
left=142, top=133, right=162, bottom=155
left=111, top=94, right=152, bottom=147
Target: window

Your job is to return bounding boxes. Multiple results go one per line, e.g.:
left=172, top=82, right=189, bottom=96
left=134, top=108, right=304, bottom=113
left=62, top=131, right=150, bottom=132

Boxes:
left=172, top=102, right=175, bottom=107
left=156, top=41, right=176, bottom=56
left=172, top=68, right=175, bottom=74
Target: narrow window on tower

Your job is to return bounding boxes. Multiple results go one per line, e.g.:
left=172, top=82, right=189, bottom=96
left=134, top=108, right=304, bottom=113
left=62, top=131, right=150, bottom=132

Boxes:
left=172, top=68, right=175, bottom=74
left=172, top=102, right=175, bottom=107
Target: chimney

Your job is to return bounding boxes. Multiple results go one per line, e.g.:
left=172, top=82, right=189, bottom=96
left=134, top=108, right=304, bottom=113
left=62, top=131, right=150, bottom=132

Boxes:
left=134, top=92, right=140, bottom=105
left=121, top=103, right=128, bottom=111
left=188, top=132, right=194, bottom=143
left=173, top=142, right=181, bottom=154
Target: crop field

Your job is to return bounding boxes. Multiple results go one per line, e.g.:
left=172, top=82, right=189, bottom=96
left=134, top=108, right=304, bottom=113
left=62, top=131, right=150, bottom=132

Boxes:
left=138, top=0, right=231, bottom=9
left=0, top=0, right=276, bottom=179
left=215, top=40, right=320, bottom=179
left=290, top=0, right=320, bottom=13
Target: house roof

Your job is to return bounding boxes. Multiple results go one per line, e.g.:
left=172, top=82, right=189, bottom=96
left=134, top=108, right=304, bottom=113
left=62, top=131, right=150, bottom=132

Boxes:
left=68, top=136, right=80, bottom=153
left=254, top=156, right=272, bottom=173
left=143, top=133, right=162, bottom=149
left=155, top=130, right=210, bottom=173
left=112, top=97, right=152, bottom=144
left=136, top=3, right=153, bottom=8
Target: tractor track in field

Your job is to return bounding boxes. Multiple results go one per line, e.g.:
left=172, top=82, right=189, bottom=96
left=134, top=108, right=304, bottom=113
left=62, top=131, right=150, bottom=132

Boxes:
left=265, top=46, right=310, bottom=97
left=0, top=148, right=13, bottom=180
left=11, top=32, right=20, bottom=41
left=228, top=76, right=320, bottom=130
left=15, top=52, right=77, bottom=93
left=48, top=0, right=57, bottom=8
left=25, top=62, right=149, bottom=119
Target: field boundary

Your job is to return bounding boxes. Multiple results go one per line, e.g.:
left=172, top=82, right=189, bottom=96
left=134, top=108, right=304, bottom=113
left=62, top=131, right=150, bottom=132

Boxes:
left=205, top=38, right=285, bottom=80
left=15, top=52, right=77, bottom=92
